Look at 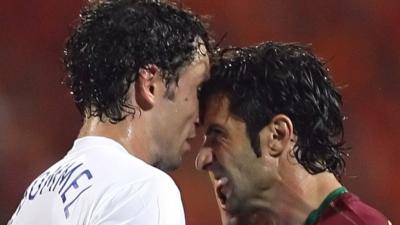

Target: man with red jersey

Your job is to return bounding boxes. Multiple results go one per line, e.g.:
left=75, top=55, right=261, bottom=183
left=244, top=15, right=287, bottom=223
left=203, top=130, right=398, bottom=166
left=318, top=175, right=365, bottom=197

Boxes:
left=196, top=42, right=391, bottom=225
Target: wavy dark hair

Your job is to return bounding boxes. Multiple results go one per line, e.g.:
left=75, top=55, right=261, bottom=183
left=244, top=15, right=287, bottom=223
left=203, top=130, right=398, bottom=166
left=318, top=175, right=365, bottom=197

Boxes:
left=200, top=42, right=347, bottom=178
left=64, top=0, right=212, bottom=122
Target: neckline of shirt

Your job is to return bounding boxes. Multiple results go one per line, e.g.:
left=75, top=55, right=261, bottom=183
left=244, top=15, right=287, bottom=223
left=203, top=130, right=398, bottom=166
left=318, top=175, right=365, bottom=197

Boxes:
left=69, top=136, right=130, bottom=155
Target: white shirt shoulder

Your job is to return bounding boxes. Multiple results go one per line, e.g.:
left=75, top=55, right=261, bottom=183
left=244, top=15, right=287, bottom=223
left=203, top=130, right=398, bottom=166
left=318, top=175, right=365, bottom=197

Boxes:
left=9, top=136, right=185, bottom=225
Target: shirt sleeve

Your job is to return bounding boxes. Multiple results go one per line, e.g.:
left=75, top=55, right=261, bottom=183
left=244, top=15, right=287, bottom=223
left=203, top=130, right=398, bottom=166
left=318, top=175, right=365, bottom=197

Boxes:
left=91, top=174, right=185, bottom=225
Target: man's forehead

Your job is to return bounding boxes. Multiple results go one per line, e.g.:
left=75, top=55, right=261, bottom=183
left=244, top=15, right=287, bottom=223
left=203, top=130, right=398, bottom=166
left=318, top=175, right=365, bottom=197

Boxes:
left=202, top=94, right=230, bottom=124
left=201, top=94, right=247, bottom=135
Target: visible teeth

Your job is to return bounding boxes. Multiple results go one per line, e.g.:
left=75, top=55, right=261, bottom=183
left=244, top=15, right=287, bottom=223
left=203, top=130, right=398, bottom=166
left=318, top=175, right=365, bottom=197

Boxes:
left=215, top=177, right=229, bottom=206
left=217, top=177, right=228, bottom=186
left=218, top=191, right=227, bottom=205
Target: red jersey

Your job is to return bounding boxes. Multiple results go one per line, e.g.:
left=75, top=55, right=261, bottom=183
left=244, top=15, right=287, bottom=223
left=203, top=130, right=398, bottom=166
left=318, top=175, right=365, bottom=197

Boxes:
left=305, top=187, right=391, bottom=225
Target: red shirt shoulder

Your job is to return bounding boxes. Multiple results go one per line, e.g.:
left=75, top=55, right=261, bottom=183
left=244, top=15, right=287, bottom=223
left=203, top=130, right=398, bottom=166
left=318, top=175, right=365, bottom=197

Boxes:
left=316, top=192, right=390, bottom=225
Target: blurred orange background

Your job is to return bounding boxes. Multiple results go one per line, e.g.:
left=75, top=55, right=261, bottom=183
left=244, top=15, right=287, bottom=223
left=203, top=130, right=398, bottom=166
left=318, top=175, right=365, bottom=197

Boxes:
left=1, top=0, right=399, bottom=224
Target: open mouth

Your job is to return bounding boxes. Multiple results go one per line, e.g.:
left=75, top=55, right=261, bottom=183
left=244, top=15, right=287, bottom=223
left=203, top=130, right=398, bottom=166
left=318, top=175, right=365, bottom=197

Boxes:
left=215, top=177, right=230, bottom=208
left=217, top=185, right=227, bottom=205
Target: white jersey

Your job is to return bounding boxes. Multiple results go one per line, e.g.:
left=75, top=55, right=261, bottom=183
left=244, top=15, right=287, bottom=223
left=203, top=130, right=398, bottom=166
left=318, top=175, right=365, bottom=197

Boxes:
left=8, top=136, right=185, bottom=225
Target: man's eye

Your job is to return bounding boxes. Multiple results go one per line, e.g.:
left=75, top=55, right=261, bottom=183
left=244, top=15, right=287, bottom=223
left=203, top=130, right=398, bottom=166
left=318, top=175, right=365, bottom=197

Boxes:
left=205, top=128, right=225, bottom=145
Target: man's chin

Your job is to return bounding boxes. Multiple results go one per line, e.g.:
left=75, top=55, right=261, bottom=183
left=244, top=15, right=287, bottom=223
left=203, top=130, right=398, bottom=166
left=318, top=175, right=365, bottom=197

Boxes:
left=164, top=163, right=180, bottom=172
left=157, top=158, right=182, bottom=172
left=221, top=199, right=238, bottom=214
left=224, top=198, right=252, bottom=215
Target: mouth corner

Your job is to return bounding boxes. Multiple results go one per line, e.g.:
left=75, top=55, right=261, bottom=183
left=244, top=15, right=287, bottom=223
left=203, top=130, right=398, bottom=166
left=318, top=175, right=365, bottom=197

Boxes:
left=217, top=187, right=227, bottom=207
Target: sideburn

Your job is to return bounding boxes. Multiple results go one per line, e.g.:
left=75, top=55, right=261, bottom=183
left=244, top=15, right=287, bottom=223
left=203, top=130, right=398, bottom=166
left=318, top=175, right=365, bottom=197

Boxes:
left=164, top=81, right=177, bottom=100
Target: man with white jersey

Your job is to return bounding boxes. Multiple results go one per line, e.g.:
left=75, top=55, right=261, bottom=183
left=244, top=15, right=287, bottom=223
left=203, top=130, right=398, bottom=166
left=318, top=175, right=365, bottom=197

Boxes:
left=8, top=0, right=211, bottom=224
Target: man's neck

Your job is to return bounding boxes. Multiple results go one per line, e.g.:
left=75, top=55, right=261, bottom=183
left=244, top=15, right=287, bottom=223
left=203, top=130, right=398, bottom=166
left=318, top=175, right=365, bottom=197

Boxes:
left=78, top=116, right=153, bottom=164
left=258, top=170, right=342, bottom=225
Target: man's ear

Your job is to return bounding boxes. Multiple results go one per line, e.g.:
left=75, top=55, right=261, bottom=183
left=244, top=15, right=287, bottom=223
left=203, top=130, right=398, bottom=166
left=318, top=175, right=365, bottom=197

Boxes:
left=135, top=64, right=160, bottom=110
left=259, top=114, right=294, bottom=157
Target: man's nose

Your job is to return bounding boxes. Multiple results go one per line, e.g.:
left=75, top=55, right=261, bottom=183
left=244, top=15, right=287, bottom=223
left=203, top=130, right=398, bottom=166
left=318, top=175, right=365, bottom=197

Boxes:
left=195, top=145, right=213, bottom=171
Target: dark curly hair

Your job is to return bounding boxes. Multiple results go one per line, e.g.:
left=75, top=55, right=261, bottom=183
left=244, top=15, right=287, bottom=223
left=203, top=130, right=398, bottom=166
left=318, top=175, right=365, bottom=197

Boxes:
left=64, top=0, right=212, bottom=122
left=200, top=42, right=347, bottom=178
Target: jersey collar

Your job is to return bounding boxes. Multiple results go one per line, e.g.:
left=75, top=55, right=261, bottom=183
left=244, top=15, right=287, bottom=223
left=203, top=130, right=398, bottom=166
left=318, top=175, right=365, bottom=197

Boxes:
left=304, top=186, right=348, bottom=225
